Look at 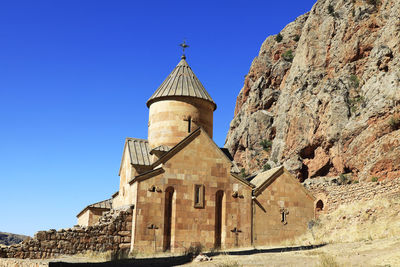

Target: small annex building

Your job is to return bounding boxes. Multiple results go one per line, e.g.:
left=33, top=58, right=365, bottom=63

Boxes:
left=77, top=199, right=112, bottom=227
left=251, top=167, right=315, bottom=245
left=77, top=54, right=315, bottom=253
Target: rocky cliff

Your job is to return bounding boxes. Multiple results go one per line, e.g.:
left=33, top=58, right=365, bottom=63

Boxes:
left=225, top=0, right=400, bottom=181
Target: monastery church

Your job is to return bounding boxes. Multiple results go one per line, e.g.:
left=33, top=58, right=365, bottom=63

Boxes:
left=76, top=53, right=315, bottom=253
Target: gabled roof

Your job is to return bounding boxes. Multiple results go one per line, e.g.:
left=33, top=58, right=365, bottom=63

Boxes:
left=126, top=127, right=247, bottom=186
left=152, top=127, right=252, bottom=187
left=230, top=173, right=256, bottom=188
left=251, top=166, right=284, bottom=190
left=251, top=166, right=315, bottom=200
left=128, top=167, right=165, bottom=185
left=126, top=138, right=151, bottom=166
left=119, top=138, right=152, bottom=175
left=220, top=147, right=240, bottom=173
left=220, top=148, right=234, bottom=161
left=76, top=199, right=112, bottom=218
left=150, top=127, right=203, bottom=168
left=150, top=127, right=235, bottom=169
left=146, top=56, right=217, bottom=110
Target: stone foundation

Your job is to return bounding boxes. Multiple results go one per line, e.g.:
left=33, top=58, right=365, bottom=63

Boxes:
left=0, top=208, right=132, bottom=259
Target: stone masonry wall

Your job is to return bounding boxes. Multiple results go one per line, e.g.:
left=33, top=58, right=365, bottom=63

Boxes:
left=0, top=208, right=132, bottom=259
left=0, top=258, right=49, bottom=267
left=253, top=170, right=315, bottom=246
left=134, top=130, right=253, bottom=253
left=307, top=178, right=400, bottom=213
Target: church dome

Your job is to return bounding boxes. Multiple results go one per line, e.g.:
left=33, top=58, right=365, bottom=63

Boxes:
left=146, top=56, right=217, bottom=111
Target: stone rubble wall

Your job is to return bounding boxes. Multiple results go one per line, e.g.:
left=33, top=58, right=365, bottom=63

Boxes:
left=307, top=178, right=400, bottom=212
left=0, top=208, right=132, bottom=259
left=0, top=258, right=49, bottom=267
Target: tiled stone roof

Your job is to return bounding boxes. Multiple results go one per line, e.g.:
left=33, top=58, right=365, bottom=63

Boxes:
left=250, top=166, right=284, bottom=189
left=147, top=56, right=216, bottom=110
left=126, top=138, right=152, bottom=166
left=76, top=199, right=112, bottom=217
left=88, top=199, right=113, bottom=209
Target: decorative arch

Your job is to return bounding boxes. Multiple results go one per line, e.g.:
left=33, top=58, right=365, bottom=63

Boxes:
left=314, top=193, right=328, bottom=218
left=163, top=186, right=175, bottom=251
left=215, top=190, right=225, bottom=249
left=315, top=199, right=325, bottom=219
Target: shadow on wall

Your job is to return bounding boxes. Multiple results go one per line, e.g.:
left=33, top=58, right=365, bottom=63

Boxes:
left=49, top=244, right=326, bottom=267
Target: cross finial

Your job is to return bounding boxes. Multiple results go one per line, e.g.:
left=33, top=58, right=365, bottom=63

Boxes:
left=179, top=40, right=189, bottom=59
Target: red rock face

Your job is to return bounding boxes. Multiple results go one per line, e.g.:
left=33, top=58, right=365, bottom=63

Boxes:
left=225, top=0, right=400, bottom=182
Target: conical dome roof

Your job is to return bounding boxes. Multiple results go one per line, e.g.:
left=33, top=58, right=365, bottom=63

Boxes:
left=146, top=56, right=217, bottom=110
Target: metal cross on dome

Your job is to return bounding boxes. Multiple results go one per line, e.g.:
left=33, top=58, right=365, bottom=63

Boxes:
left=179, top=40, right=189, bottom=56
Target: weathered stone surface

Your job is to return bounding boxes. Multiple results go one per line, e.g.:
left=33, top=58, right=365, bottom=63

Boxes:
left=118, top=243, right=130, bottom=250
left=0, top=208, right=132, bottom=259
left=225, top=0, right=400, bottom=181
left=117, top=231, right=130, bottom=237
left=0, top=258, right=49, bottom=267
left=307, top=177, right=400, bottom=213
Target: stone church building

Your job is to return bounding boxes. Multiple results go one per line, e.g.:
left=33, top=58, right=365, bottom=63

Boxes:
left=77, top=55, right=315, bottom=253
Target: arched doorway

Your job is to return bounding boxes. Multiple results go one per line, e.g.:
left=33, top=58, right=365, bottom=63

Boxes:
left=163, top=187, right=174, bottom=251
left=215, top=190, right=224, bottom=249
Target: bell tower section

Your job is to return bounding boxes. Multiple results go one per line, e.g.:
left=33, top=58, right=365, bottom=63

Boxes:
left=146, top=55, right=216, bottom=149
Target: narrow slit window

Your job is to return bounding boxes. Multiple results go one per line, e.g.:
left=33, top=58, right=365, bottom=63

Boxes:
left=194, top=184, right=204, bottom=208
left=188, top=117, right=192, bottom=133
left=195, top=186, right=200, bottom=203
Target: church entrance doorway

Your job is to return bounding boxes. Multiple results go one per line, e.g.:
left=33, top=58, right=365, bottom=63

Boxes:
left=215, top=190, right=224, bottom=248
left=163, top=187, right=174, bottom=251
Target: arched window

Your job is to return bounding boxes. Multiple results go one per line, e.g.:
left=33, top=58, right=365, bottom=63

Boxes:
left=194, top=184, right=204, bottom=208
left=163, top=187, right=174, bottom=251
left=215, top=190, right=224, bottom=248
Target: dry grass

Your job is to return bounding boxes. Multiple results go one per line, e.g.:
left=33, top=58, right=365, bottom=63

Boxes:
left=215, top=260, right=242, bottom=267
left=295, top=194, right=400, bottom=245
left=317, top=254, right=340, bottom=267
left=56, top=249, right=168, bottom=262
left=304, top=250, right=325, bottom=257
left=68, top=250, right=114, bottom=262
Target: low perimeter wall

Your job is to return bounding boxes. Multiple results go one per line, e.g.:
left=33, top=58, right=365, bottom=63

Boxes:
left=0, top=209, right=132, bottom=259
left=0, top=258, right=49, bottom=267
left=307, top=178, right=400, bottom=212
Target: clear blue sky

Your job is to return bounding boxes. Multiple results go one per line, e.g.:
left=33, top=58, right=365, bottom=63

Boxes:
left=0, top=0, right=316, bottom=236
